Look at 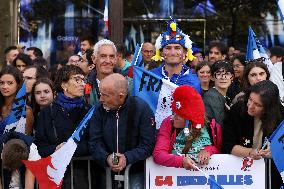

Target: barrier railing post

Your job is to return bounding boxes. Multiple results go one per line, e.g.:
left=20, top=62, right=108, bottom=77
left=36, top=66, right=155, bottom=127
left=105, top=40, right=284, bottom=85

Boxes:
left=106, top=167, right=112, bottom=189
left=2, top=156, right=138, bottom=189
left=268, top=158, right=272, bottom=189
left=87, top=159, right=91, bottom=189
left=1, top=163, right=4, bottom=189
left=70, top=156, right=93, bottom=189
left=123, top=164, right=132, bottom=189
left=264, top=157, right=273, bottom=189
left=105, top=164, right=132, bottom=189
left=70, top=160, right=74, bottom=189
left=265, top=158, right=268, bottom=189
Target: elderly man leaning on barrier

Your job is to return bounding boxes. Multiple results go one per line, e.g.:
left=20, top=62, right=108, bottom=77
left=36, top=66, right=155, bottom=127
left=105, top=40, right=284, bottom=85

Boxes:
left=89, top=73, right=156, bottom=188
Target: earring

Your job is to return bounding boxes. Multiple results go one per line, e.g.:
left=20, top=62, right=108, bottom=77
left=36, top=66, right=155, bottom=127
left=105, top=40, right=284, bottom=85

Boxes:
left=63, top=88, right=67, bottom=92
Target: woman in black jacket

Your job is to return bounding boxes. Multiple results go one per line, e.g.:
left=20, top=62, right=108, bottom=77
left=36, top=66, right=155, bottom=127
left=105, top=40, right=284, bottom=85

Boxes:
left=222, top=80, right=284, bottom=188
left=34, top=65, right=90, bottom=189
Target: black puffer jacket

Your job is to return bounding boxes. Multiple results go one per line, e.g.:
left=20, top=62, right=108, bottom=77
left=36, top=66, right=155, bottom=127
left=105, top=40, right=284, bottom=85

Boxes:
left=34, top=103, right=90, bottom=157
left=89, top=96, right=156, bottom=168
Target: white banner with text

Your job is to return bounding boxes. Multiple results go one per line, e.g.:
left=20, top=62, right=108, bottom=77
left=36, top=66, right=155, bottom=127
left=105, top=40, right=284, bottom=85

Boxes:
left=146, top=154, right=266, bottom=189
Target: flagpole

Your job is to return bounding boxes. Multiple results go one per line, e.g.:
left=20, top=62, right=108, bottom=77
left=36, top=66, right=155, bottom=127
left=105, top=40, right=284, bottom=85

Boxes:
left=134, top=43, right=143, bottom=66
left=193, top=164, right=211, bottom=179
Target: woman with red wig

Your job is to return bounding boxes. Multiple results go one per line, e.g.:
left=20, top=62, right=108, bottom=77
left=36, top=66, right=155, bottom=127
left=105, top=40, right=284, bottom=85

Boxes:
left=153, top=85, right=221, bottom=169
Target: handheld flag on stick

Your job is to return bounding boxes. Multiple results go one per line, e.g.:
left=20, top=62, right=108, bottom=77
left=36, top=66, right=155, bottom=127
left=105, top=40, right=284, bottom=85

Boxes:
left=269, top=120, right=284, bottom=183
left=103, top=0, right=109, bottom=37
left=133, top=66, right=177, bottom=129
left=246, top=26, right=273, bottom=72
left=0, top=84, right=26, bottom=135
left=194, top=165, right=224, bottom=189
left=127, top=43, right=143, bottom=78
left=23, top=106, right=95, bottom=189
left=131, top=43, right=143, bottom=67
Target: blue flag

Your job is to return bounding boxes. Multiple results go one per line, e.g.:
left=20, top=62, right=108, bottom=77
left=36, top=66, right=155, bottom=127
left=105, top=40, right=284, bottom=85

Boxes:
left=193, top=0, right=217, bottom=17
left=246, top=26, right=273, bottom=72
left=131, top=44, right=143, bottom=67
left=133, top=66, right=177, bottom=129
left=0, top=84, right=26, bottom=135
left=278, top=0, right=284, bottom=21
left=208, top=176, right=224, bottom=189
left=269, top=120, right=284, bottom=183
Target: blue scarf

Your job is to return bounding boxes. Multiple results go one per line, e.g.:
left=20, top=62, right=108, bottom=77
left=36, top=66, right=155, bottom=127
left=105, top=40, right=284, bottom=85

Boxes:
left=54, top=92, right=84, bottom=112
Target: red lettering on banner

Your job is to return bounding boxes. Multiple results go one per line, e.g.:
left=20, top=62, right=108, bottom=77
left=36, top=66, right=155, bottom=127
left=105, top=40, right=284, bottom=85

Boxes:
left=155, top=176, right=173, bottom=186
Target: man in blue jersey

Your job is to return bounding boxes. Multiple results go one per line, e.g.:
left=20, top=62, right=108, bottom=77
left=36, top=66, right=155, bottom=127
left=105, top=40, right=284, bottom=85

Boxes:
left=150, top=18, right=202, bottom=94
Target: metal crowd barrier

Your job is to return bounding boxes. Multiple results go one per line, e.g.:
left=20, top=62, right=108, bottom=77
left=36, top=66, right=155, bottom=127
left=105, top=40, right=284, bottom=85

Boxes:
left=0, top=157, right=278, bottom=189
left=106, top=164, right=132, bottom=189
left=71, top=156, right=93, bottom=189
left=265, top=158, right=272, bottom=189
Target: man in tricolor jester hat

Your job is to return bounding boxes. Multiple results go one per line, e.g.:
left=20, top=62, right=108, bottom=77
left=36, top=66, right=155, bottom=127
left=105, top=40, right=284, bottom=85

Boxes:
left=150, top=18, right=202, bottom=94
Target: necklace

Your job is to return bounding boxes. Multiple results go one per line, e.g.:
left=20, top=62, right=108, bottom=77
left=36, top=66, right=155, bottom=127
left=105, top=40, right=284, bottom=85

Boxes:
left=162, top=64, right=184, bottom=84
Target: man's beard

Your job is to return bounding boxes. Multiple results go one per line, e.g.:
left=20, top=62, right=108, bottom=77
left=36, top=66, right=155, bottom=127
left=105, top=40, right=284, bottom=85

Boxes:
left=103, top=105, right=111, bottom=111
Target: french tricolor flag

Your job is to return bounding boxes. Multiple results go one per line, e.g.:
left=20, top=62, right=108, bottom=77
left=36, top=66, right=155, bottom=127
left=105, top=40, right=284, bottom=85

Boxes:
left=22, top=106, right=95, bottom=189
left=103, top=0, right=109, bottom=37
left=133, top=66, right=177, bottom=129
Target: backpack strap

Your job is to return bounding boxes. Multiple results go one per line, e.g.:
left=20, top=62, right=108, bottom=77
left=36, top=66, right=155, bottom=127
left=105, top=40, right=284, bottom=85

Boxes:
left=209, top=119, right=222, bottom=151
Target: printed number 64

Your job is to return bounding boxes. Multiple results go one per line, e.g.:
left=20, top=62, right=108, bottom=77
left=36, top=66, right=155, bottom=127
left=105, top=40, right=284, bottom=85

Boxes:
left=155, top=176, right=173, bottom=186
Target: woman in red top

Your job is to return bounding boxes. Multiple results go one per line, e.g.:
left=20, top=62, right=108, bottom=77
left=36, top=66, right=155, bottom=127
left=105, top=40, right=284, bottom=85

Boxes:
left=153, top=85, right=221, bottom=170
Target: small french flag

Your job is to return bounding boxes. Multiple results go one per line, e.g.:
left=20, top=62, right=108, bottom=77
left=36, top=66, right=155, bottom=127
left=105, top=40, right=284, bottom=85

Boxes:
left=103, top=0, right=109, bottom=37
left=23, top=106, right=95, bottom=189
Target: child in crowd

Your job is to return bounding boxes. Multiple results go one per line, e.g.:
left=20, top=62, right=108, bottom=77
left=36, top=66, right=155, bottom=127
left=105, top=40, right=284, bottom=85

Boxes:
left=153, top=85, right=221, bottom=170
left=203, top=60, right=234, bottom=127
left=31, top=78, right=54, bottom=117
left=0, top=130, right=41, bottom=189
